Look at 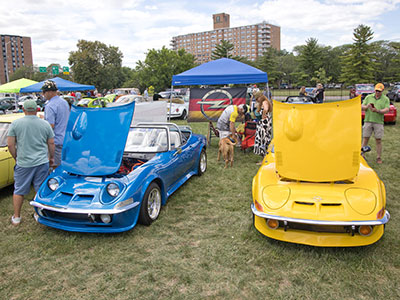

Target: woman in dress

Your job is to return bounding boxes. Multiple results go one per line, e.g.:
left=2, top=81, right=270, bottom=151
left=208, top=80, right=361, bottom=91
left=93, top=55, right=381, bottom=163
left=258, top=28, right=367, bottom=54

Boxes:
left=253, top=92, right=272, bottom=164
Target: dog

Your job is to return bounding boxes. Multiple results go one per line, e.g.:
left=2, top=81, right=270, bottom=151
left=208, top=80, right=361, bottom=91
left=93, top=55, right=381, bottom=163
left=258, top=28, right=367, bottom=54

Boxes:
left=217, top=134, right=238, bottom=168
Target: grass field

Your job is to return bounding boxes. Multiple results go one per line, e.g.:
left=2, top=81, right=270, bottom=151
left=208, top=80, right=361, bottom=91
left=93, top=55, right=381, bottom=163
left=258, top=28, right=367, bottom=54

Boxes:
left=1, top=103, right=399, bottom=300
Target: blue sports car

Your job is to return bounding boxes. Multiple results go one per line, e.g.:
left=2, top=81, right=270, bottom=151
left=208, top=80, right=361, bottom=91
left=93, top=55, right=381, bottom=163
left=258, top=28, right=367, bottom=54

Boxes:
left=30, top=101, right=207, bottom=233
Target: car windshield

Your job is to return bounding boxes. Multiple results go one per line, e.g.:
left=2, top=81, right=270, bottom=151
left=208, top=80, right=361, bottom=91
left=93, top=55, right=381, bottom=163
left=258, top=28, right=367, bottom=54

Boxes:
left=356, top=84, right=374, bottom=91
left=78, top=99, right=91, bottom=105
left=0, top=123, right=10, bottom=147
left=125, top=127, right=169, bottom=153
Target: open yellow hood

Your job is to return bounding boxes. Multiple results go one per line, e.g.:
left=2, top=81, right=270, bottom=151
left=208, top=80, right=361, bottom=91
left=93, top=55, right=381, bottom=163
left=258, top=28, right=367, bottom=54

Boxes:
left=273, top=97, right=361, bottom=182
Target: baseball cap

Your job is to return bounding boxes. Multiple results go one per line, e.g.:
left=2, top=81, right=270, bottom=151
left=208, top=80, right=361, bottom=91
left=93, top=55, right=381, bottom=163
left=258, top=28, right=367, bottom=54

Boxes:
left=23, top=100, right=38, bottom=112
left=238, top=104, right=249, bottom=114
left=374, top=83, right=384, bottom=92
left=41, top=80, right=58, bottom=92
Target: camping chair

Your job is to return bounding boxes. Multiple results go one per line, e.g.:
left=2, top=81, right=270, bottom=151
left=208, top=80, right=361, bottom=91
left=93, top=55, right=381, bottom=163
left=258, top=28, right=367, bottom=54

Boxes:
left=206, top=121, right=220, bottom=145
left=240, top=120, right=257, bottom=152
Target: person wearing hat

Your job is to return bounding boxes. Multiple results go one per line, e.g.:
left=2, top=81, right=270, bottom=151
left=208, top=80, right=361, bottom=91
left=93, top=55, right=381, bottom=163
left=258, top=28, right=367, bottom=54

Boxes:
left=217, top=103, right=248, bottom=139
left=42, top=80, right=70, bottom=168
left=361, top=83, right=390, bottom=164
left=7, top=100, right=55, bottom=226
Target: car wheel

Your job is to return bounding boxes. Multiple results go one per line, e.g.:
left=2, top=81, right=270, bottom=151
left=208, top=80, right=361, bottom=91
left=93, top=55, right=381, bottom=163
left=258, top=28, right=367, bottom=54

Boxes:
left=139, top=182, right=162, bottom=226
left=180, top=110, right=187, bottom=120
left=395, top=95, right=400, bottom=102
left=197, top=149, right=207, bottom=176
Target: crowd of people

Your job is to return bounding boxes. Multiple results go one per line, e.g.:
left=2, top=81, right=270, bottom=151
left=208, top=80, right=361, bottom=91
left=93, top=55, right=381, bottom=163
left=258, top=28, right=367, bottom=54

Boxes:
left=217, top=81, right=390, bottom=168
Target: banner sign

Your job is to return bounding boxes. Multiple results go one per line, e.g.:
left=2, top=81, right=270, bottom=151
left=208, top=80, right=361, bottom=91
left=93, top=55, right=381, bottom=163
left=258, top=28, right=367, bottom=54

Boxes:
left=188, top=87, right=247, bottom=122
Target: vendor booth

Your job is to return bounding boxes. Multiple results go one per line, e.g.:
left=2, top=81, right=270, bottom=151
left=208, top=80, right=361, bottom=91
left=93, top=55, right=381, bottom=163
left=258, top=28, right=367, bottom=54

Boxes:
left=171, top=58, right=268, bottom=143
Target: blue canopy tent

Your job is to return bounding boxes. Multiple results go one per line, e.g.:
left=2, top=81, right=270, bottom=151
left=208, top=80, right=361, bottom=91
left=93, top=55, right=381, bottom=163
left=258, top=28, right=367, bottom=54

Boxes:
left=172, top=58, right=268, bottom=86
left=171, top=58, right=268, bottom=141
left=20, top=77, right=95, bottom=93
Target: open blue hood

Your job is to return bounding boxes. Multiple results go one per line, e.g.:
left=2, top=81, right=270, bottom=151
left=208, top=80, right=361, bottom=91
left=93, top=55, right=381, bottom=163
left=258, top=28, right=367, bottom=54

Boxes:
left=61, top=102, right=135, bottom=176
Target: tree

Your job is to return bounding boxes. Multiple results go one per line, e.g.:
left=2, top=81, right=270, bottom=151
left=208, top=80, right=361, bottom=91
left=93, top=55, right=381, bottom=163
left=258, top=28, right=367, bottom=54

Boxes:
left=340, top=24, right=375, bottom=85
left=298, top=38, right=324, bottom=84
left=211, top=40, right=240, bottom=60
left=68, top=40, right=124, bottom=91
left=371, top=40, right=400, bottom=83
left=134, top=47, right=196, bottom=92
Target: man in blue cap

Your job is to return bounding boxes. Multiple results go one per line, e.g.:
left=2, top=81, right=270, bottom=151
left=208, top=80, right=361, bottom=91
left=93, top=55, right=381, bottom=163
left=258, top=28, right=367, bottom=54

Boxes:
left=42, top=80, right=70, bottom=167
left=7, top=99, right=55, bottom=225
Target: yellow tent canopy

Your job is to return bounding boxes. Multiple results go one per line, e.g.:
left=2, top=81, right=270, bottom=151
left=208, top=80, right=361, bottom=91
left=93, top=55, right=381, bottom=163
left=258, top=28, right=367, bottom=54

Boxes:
left=0, top=78, right=38, bottom=93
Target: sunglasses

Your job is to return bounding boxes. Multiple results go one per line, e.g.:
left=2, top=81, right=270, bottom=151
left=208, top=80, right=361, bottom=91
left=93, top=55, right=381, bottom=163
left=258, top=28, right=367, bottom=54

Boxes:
left=375, top=90, right=382, bottom=92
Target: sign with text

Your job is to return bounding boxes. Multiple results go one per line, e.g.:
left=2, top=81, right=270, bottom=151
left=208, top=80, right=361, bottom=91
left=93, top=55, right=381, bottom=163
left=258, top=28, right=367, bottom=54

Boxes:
left=52, top=66, right=59, bottom=75
left=39, top=67, right=47, bottom=73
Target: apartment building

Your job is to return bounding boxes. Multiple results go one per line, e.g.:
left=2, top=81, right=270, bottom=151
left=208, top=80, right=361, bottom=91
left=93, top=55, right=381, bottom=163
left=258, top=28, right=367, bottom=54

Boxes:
left=0, top=34, right=33, bottom=84
left=171, top=13, right=280, bottom=64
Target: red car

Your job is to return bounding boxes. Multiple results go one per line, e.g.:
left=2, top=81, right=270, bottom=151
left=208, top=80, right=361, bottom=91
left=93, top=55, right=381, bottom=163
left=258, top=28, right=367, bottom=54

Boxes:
left=355, top=84, right=375, bottom=100
left=362, top=102, right=397, bottom=125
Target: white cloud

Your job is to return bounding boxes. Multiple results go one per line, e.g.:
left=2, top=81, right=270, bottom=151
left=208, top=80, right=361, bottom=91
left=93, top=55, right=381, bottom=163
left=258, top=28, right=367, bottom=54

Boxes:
left=1, top=0, right=400, bottom=68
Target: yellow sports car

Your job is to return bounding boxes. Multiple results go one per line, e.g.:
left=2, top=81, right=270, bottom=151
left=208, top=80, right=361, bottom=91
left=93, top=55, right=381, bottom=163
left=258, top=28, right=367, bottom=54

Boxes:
left=0, top=113, right=24, bottom=189
left=251, top=97, right=390, bottom=247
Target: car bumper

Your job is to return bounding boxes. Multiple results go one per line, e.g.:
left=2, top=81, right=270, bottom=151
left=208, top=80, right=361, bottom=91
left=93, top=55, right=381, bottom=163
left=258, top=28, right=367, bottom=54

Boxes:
left=251, top=203, right=390, bottom=247
left=30, top=200, right=140, bottom=233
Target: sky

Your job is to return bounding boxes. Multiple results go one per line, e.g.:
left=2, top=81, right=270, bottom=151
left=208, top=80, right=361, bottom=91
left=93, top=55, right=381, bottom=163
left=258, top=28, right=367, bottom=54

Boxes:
left=1, top=0, right=400, bottom=69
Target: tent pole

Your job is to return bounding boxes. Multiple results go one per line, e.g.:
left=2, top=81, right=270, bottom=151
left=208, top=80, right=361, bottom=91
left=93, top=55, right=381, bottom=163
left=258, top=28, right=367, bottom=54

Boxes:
left=266, top=82, right=270, bottom=100
left=168, top=85, right=174, bottom=122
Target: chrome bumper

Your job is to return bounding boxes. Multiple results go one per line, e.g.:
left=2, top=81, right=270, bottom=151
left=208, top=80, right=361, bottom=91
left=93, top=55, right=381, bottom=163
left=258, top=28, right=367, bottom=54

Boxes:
left=30, top=200, right=139, bottom=215
left=251, top=203, right=390, bottom=226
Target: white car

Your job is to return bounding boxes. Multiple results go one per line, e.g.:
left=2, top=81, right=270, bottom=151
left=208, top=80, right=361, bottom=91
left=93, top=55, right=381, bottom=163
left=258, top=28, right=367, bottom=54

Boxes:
left=163, top=97, right=189, bottom=119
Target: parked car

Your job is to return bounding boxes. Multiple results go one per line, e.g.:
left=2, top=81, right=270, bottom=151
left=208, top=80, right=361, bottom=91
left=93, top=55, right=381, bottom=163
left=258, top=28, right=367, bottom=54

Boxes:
left=0, top=98, right=16, bottom=113
left=0, top=113, right=24, bottom=189
left=30, top=102, right=207, bottom=233
left=161, top=97, right=189, bottom=119
left=113, top=95, right=146, bottom=104
left=61, top=95, right=77, bottom=107
left=362, top=101, right=397, bottom=125
left=77, top=97, right=111, bottom=108
left=251, top=98, right=389, bottom=247
left=355, top=84, right=374, bottom=100
left=386, top=84, right=400, bottom=102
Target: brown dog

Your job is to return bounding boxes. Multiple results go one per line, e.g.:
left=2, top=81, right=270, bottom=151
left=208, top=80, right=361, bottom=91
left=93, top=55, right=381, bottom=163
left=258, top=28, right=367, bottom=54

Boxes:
left=217, top=134, right=238, bottom=168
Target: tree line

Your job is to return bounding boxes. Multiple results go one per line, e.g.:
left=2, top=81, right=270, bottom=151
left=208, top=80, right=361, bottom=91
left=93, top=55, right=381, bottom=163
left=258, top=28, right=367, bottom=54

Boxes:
left=9, top=24, right=400, bottom=93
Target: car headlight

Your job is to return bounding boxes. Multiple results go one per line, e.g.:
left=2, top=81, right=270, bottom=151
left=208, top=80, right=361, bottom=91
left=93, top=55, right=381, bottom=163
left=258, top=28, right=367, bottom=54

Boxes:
left=47, top=178, right=59, bottom=191
left=106, top=183, right=120, bottom=197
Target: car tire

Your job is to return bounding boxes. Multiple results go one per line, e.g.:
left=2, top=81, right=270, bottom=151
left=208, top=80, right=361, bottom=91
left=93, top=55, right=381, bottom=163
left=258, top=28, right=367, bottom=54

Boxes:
left=395, top=95, right=399, bottom=102
left=138, top=182, right=162, bottom=226
left=180, top=110, right=187, bottom=120
left=197, top=149, right=207, bottom=176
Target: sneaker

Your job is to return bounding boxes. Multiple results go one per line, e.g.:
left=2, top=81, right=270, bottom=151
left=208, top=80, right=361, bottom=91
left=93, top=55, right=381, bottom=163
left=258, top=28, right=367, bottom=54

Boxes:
left=11, top=215, right=21, bottom=226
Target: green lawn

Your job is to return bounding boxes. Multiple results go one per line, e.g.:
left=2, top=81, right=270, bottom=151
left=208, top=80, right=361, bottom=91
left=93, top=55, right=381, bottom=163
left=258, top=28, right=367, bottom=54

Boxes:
left=1, top=103, right=399, bottom=300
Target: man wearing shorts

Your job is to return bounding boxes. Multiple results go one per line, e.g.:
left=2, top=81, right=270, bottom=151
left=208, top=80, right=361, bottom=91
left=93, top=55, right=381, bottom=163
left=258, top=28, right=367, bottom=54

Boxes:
left=361, top=83, right=390, bottom=164
left=7, top=100, right=55, bottom=225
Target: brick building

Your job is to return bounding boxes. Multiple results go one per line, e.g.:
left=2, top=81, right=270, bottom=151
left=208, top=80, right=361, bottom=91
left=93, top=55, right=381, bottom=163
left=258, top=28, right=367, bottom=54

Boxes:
left=171, top=13, right=280, bottom=64
left=0, top=34, right=33, bottom=84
